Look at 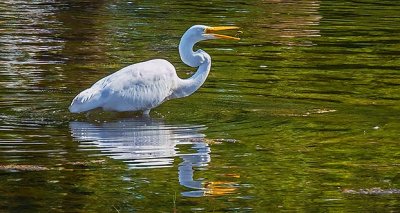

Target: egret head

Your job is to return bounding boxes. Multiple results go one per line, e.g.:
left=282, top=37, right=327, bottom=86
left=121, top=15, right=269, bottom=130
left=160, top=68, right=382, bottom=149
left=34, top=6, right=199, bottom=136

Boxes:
left=179, top=25, right=240, bottom=67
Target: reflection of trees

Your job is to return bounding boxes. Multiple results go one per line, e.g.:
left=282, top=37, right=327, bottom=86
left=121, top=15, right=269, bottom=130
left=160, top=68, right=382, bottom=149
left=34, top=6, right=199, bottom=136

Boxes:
left=0, top=0, right=114, bottom=91
left=56, top=0, right=108, bottom=63
left=245, top=0, right=321, bottom=46
left=55, top=0, right=112, bottom=90
left=0, top=0, right=111, bottom=114
left=70, top=118, right=237, bottom=197
left=0, top=1, right=65, bottom=88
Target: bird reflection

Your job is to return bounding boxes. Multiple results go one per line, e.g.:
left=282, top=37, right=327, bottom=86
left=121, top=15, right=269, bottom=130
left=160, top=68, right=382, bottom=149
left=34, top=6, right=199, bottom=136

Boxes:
left=69, top=118, right=213, bottom=197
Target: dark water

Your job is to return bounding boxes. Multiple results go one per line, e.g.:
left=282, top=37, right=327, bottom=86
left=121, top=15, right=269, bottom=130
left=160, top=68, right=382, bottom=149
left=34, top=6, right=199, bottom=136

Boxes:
left=1, top=0, right=400, bottom=212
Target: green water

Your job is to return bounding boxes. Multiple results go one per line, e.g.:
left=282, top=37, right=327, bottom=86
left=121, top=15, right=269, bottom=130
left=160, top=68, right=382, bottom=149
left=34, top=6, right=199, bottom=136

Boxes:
left=1, top=0, right=400, bottom=212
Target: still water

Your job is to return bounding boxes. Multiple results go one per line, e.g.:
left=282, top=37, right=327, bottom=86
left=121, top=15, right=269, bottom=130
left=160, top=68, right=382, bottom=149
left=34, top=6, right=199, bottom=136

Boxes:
left=1, top=0, right=399, bottom=212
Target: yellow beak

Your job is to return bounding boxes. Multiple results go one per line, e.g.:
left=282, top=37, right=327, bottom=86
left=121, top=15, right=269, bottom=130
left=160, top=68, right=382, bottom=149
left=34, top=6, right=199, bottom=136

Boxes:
left=205, top=26, right=241, bottom=40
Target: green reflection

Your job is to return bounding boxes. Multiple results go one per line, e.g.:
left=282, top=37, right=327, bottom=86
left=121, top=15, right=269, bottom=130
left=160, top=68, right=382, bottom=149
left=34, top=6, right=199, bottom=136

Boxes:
left=0, top=0, right=400, bottom=212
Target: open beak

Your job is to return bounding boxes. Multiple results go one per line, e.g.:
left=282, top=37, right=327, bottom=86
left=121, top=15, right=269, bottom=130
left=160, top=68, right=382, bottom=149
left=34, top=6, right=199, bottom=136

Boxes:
left=204, top=26, right=241, bottom=40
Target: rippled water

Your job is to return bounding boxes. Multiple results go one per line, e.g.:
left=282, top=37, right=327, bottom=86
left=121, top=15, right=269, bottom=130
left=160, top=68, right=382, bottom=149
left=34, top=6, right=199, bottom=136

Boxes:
left=1, top=0, right=400, bottom=212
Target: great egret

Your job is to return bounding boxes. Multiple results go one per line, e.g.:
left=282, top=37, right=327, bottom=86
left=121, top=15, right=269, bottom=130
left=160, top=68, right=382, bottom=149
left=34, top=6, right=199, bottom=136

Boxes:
left=69, top=25, right=240, bottom=114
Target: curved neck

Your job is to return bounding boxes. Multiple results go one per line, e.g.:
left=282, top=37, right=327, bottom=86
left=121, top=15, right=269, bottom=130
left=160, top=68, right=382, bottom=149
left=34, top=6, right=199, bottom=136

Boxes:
left=171, top=57, right=211, bottom=99
left=170, top=34, right=211, bottom=99
left=179, top=32, right=203, bottom=68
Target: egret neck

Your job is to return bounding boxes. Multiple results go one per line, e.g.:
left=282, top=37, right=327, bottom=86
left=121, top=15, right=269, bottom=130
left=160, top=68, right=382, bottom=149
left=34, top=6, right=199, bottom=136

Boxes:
left=171, top=32, right=212, bottom=99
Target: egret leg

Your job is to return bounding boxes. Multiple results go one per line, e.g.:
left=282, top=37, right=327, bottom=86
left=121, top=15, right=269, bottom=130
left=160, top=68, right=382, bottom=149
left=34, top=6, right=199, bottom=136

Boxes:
left=85, top=110, right=91, bottom=118
left=143, top=109, right=151, bottom=115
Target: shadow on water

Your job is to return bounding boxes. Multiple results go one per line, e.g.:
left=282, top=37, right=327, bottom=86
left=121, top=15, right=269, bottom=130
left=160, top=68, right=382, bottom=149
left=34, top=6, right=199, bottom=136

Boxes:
left=69, top=117, right=215, bottom=197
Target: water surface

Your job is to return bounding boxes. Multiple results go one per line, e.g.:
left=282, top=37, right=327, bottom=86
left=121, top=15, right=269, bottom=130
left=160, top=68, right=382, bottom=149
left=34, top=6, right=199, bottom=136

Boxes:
left=0, top=0, right=399, bottom=212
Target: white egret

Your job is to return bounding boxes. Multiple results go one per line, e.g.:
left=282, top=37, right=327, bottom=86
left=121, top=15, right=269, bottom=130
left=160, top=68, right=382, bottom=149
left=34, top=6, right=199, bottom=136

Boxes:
left=69, top=25, right=240, bottom=115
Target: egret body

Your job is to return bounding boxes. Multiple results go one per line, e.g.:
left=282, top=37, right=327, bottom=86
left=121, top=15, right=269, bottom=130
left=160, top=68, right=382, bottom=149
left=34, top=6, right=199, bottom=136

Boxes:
left=69, top=25, right=239, bottom=115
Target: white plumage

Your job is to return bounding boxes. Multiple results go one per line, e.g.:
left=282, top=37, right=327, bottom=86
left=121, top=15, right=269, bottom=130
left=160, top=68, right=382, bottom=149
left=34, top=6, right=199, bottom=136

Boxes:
left=69, top=25, right=239, bottom=115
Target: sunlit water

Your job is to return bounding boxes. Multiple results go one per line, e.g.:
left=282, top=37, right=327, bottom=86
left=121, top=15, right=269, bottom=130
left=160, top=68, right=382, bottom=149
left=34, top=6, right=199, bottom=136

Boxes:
left=1, top=0, right=400, bottom=212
